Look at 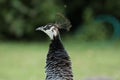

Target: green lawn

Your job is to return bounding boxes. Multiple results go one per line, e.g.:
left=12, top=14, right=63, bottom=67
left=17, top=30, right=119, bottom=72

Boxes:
left=0, top=41, right=120, bottom=80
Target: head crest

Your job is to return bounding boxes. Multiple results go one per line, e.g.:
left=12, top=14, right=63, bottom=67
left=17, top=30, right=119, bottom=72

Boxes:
left=55, top=13, right=72, bottom=31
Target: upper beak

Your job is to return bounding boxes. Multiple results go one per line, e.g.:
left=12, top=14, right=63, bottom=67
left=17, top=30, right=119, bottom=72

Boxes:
left=36, top=26, right=43, bottom=31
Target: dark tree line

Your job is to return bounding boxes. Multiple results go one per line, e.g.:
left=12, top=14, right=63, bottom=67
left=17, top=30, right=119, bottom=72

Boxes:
left=0, top=0, right=120, bottom=41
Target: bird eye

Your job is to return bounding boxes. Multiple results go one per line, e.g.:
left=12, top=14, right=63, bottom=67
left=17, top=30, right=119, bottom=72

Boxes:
left=43, top=25, right=51, bottom=30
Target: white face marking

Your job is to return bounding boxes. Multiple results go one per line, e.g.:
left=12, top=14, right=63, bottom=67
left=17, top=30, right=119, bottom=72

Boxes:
left=36, top=25, right=58, bottom=40
left=45, top=26, right=54, bottom=39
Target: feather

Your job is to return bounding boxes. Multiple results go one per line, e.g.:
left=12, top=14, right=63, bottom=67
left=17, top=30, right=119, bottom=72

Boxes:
left=55, top=13, right=72, bottom=31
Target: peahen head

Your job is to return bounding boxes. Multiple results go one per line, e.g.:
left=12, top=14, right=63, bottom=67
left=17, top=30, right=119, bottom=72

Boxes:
left=36, top=23, right=59, bottom=40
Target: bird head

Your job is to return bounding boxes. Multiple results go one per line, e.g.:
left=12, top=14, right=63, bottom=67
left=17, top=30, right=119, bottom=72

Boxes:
left=36, top=23, right=59, bottom=40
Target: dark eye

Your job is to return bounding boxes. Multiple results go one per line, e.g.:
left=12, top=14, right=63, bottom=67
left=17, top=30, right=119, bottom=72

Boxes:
left=44, top=25, right=52, bottom=30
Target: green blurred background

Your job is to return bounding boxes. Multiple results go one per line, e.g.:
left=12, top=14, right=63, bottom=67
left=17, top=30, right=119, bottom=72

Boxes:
left=0, top=0, right=120, bottom=80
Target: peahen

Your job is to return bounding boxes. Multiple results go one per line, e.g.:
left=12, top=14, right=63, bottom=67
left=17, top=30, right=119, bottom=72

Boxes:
left=36, top=23, right=73, bottom=80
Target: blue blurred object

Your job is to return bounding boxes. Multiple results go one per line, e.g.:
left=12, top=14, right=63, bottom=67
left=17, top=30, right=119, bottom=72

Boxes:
left=95, top=15, right=120, bottom=40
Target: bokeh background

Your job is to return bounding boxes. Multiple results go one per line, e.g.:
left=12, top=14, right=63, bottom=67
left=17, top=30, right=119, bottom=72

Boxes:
left=0, top=0, right=120, bottom=80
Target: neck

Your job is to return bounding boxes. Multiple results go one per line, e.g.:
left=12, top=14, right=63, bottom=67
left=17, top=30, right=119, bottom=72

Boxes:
left=50, top=35, right=64, bottom=50
left=45, top=35, right=73, bottom=80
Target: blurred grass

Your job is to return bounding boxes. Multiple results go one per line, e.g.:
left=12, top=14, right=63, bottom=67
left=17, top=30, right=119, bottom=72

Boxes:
left=0, top=41, right=120, bottom=80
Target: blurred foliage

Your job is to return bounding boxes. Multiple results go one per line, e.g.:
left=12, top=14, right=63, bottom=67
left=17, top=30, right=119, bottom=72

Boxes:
left=0, top=0, right=64, bottom=40
left=0, top=0, right=120, bottom=41
left=75, top=8, right=107, bottom=41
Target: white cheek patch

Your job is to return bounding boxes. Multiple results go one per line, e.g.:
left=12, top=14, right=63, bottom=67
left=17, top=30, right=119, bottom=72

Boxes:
left=44, top=26, right=54, bottom=39
left=43, top=26, right=58, bottom=40
left=44, top=30, right=54, bottom=39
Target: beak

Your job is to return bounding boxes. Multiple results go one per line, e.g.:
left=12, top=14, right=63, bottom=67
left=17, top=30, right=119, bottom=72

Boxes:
left=36, top=26, right=43, bottom=31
